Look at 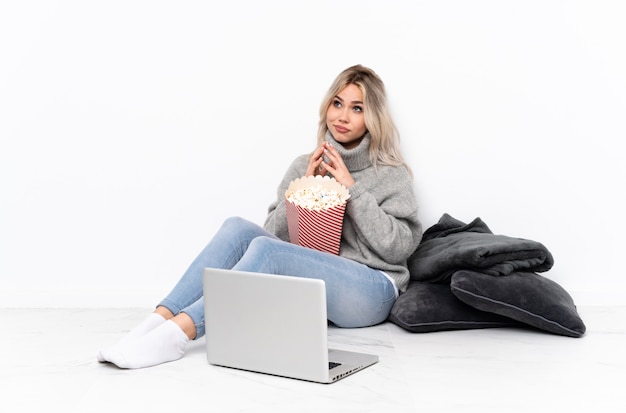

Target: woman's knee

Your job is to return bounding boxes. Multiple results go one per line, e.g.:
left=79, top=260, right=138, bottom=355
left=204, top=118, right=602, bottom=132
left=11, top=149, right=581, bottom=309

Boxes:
left=248, top=235, right=281, bottom=249
left=220, top=216, right=250, bottom=232
left=242, top=236, right=282, bottom=261
left=234, top=236, right=291, bottom=273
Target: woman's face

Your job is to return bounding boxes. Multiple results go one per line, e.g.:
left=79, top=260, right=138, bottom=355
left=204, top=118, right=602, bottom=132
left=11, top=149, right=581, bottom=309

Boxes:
left=326, top=84, right=367, bottom=149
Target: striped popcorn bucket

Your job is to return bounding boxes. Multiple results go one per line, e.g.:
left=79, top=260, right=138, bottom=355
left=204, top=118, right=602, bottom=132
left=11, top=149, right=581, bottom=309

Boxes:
left=285, top=176, right=350, bottom=255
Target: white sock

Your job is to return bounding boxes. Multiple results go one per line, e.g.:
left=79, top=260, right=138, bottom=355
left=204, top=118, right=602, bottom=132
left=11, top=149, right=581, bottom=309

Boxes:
left=99, top=320, right=189, bottom=369
left=97, top=312, right=166, bottom=362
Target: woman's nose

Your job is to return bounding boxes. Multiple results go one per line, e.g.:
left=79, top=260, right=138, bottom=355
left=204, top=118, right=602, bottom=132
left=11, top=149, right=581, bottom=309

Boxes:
left=338, top=109, right=349, bottom=123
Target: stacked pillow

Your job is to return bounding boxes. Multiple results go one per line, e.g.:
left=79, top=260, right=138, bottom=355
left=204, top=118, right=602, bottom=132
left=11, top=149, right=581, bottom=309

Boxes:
left=388, top=214, right=586, bottom=338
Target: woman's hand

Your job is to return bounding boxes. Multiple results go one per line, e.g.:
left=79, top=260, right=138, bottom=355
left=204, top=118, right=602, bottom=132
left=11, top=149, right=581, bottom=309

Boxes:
left=305, top=144, right=327, bottom=177
left=306, top=142, right=356, bottom=188
left=319, top=142, right=356, bottom=188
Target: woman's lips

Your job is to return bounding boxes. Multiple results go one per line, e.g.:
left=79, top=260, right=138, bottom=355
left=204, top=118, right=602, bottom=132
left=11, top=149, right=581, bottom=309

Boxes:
left=334, top=125, right=349, bottom=133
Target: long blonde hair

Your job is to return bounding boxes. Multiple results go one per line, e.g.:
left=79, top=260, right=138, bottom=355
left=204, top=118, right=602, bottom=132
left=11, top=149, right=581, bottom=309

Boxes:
left=317, top=65, right=410, bottom=174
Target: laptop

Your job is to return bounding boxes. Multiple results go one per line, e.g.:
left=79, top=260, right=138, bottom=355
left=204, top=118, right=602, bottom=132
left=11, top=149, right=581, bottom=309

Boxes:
left=202, top=268, right=379, bottom=383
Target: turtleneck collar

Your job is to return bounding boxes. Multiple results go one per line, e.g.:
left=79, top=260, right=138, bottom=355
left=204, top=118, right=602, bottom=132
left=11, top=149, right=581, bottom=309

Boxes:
left=324, top=130, right=373, bottom=172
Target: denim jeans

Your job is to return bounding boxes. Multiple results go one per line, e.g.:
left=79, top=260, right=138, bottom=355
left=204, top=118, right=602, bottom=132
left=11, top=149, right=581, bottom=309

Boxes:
left=158, top=216, right=397, bottom=338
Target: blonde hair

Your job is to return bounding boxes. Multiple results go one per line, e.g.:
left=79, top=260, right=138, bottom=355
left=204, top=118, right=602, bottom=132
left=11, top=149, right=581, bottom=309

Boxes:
left=317, top=64, right=410, bottom=175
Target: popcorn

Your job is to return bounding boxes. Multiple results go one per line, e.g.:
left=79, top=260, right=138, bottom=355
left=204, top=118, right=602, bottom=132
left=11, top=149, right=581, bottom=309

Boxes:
left=285, top=175, right=350, bottom=255
left=286, top=185, right=347, bottom=211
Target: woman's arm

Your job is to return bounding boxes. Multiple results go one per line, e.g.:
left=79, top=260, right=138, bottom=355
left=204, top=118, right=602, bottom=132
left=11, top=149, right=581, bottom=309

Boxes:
left=263, top=154, right=309, bottom=241
left=345, top=166, right=422, bottom=264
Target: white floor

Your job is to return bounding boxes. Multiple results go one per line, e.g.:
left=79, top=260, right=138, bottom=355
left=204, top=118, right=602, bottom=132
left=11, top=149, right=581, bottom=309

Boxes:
left=2, top=306, right=625, bottom=412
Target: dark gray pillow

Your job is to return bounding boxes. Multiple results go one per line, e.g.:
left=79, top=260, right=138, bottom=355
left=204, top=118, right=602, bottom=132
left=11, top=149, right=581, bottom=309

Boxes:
left=450, top=270, right=586, bottom=338
left=388, top=281, right=518, bottom=333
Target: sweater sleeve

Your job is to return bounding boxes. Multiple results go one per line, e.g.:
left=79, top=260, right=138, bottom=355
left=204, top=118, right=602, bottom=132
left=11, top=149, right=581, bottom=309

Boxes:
left=263, top=154, right=309, bottom=241
left=344, top=165, right=422, bottom=264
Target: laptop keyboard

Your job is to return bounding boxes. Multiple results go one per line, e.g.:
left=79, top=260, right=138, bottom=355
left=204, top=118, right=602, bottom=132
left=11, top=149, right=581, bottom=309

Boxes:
left=329, top=362, right=342, bottom=370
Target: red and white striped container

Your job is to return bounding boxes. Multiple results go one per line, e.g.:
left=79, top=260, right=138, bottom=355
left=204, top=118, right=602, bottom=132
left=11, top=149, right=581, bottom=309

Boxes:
left=285, top=176, right=350, bottom=255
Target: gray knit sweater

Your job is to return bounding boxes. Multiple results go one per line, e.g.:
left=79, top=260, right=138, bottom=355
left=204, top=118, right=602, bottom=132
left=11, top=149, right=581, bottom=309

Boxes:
left=263, top=132, right=423, bottom=292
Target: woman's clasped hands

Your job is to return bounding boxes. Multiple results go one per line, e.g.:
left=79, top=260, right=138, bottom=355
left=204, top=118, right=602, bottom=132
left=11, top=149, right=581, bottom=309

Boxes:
left=306, top=141, right=356, bottom=188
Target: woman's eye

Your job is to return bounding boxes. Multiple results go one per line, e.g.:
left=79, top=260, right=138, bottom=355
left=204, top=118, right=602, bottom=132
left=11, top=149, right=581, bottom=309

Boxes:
left=353, top=106, right=363, bottom=113
left=333, top=99, right=342, bottom=108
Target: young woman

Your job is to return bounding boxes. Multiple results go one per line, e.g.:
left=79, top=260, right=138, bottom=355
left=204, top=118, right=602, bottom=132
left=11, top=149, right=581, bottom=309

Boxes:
left=98, top=65, right=423, bottom=369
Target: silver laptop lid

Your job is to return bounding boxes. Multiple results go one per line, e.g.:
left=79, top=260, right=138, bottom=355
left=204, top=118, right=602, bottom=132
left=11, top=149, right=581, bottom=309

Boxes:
left=203, top=268, right=330, bottom=382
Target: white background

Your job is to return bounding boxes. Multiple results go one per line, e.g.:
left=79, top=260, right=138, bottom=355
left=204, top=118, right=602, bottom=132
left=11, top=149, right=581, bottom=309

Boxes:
left=1, top=0, right=624, bottom=307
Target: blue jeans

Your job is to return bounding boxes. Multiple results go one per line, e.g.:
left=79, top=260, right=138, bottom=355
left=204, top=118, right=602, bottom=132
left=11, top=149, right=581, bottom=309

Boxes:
left=158, top=216, right=397, bottom=338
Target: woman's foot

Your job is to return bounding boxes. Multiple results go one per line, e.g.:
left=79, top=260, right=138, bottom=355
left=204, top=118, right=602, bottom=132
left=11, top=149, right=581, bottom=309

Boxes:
left=98, top=320, right=189, bottom=369
left=97, top=312, right=166, bottom=362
